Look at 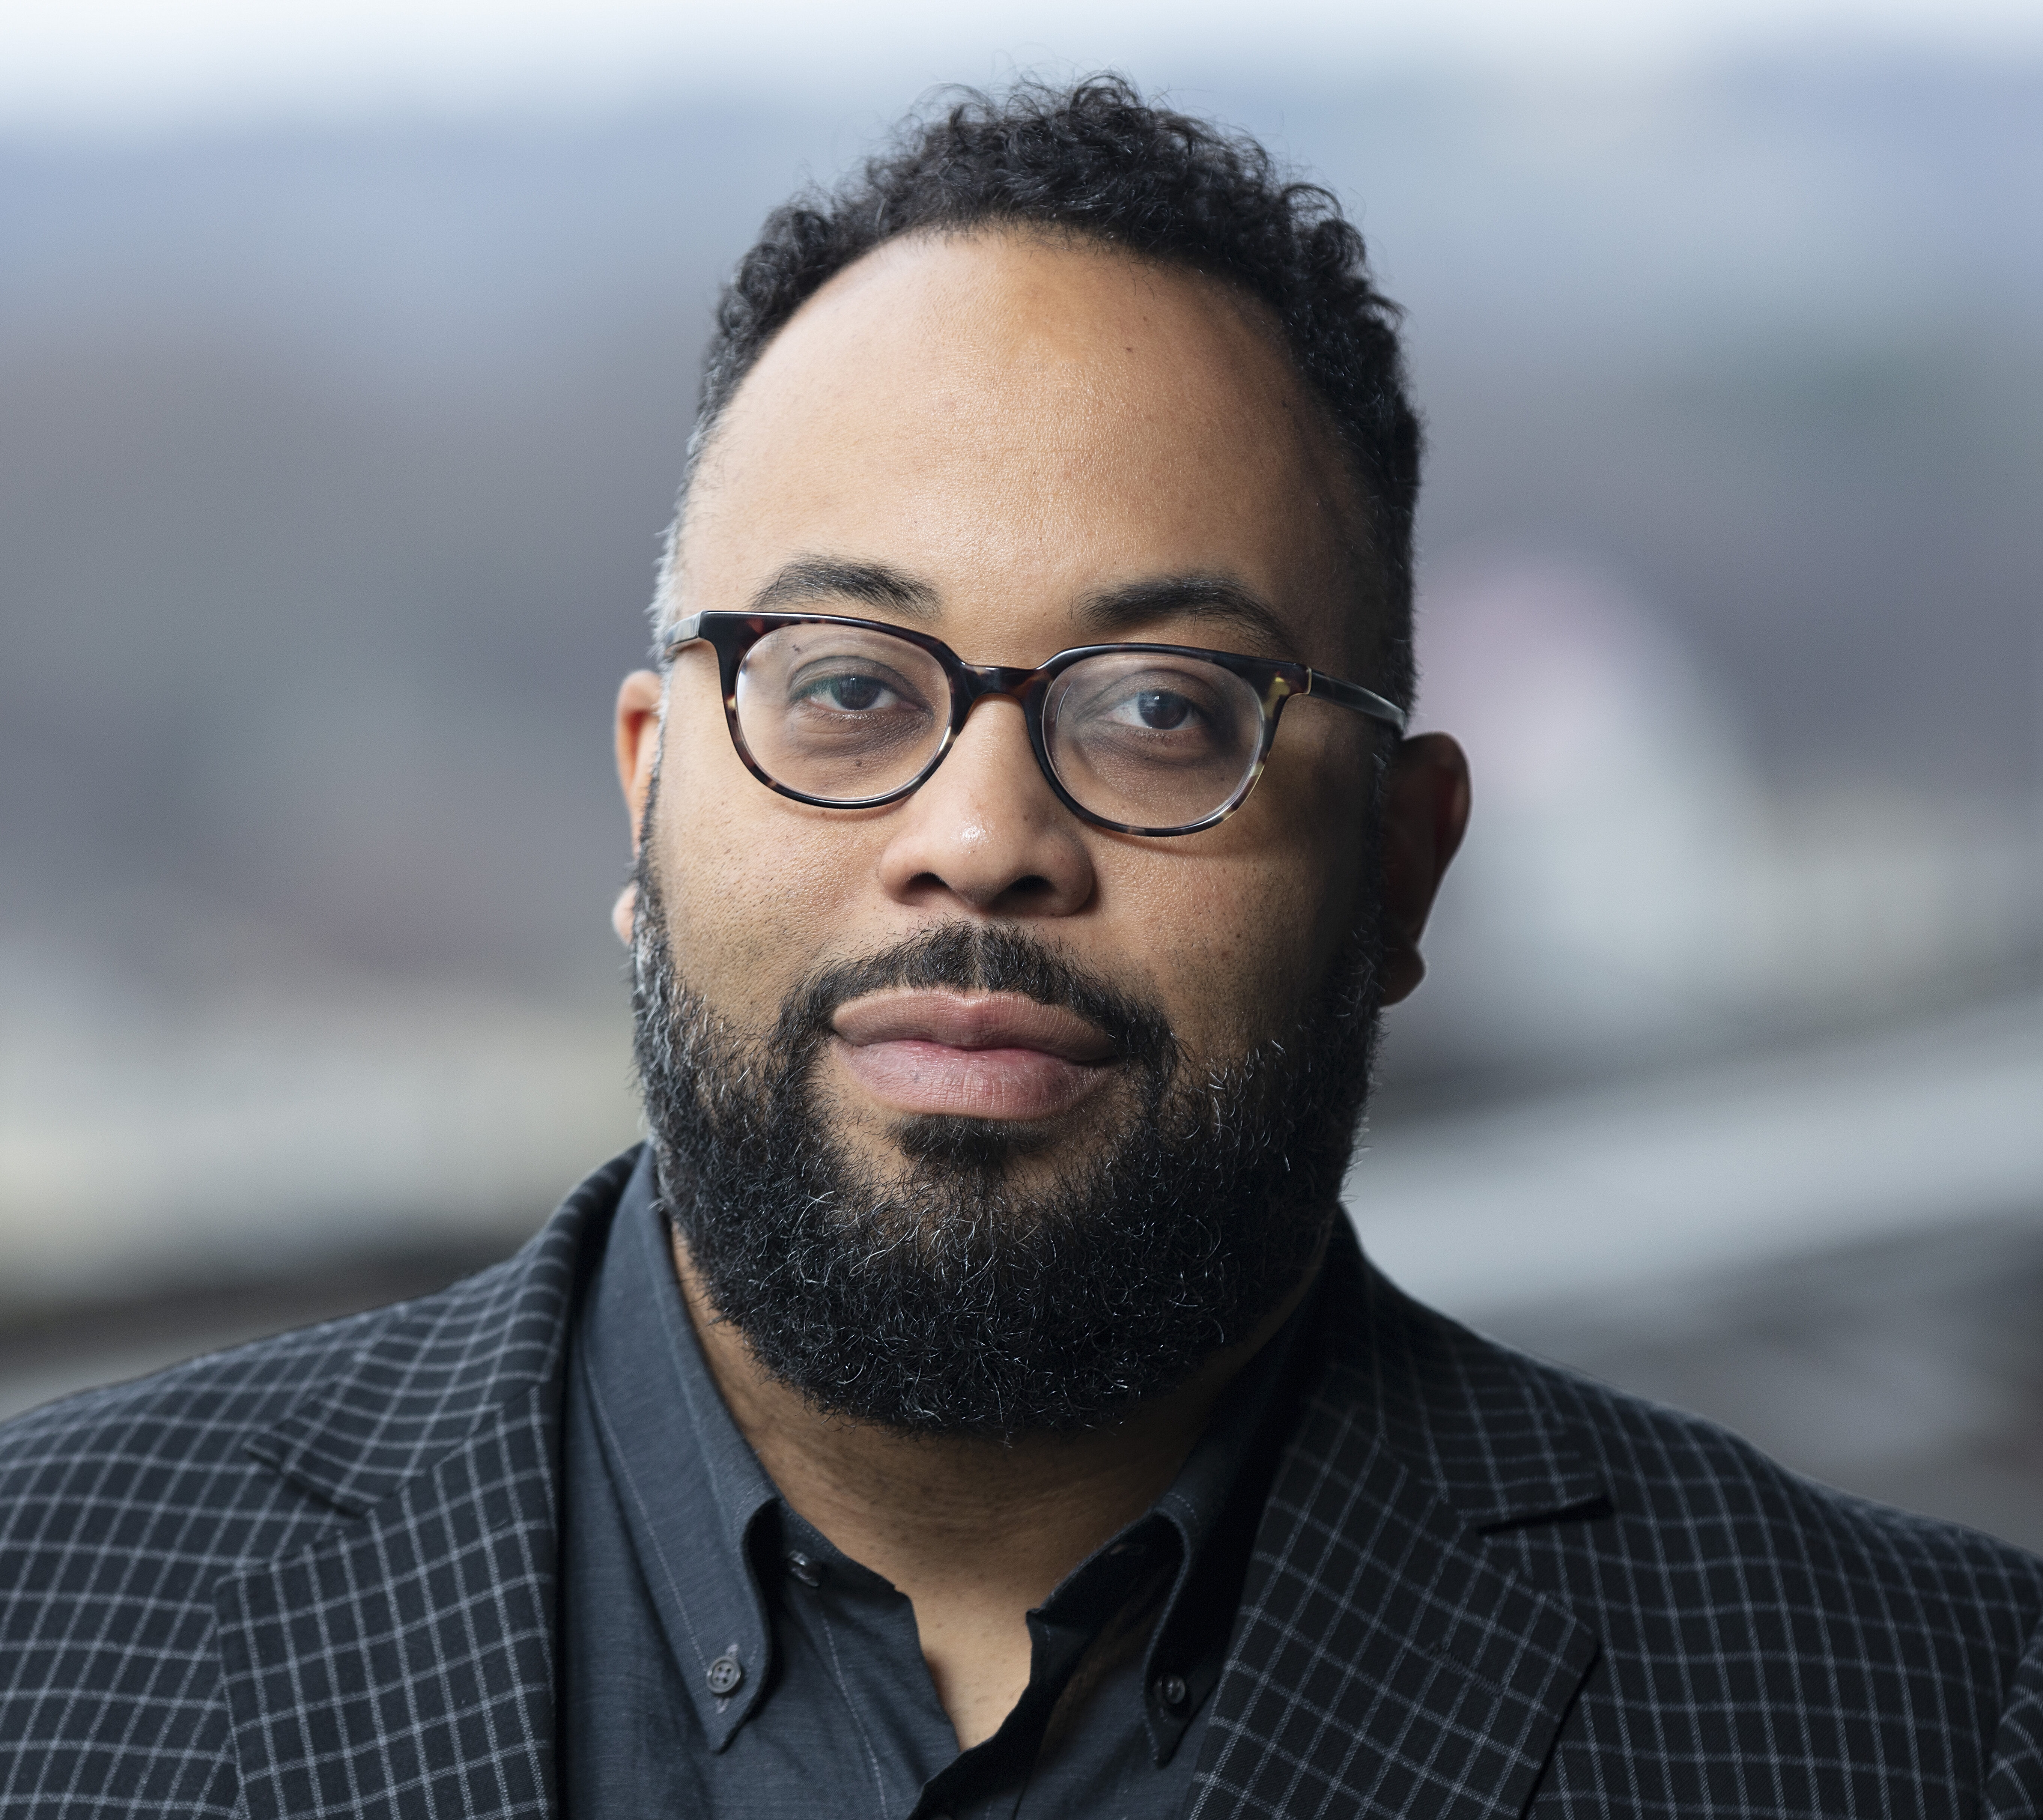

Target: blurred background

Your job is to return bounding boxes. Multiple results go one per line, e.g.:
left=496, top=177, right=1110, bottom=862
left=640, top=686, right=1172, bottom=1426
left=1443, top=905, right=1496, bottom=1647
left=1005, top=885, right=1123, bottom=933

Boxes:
left=2, top=1, right=2038, bottom=1540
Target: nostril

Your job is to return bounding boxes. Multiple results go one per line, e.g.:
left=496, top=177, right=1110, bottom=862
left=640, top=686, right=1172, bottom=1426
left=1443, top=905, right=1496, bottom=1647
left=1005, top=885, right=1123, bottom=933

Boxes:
left=904, top=869, right=1058, bottom=911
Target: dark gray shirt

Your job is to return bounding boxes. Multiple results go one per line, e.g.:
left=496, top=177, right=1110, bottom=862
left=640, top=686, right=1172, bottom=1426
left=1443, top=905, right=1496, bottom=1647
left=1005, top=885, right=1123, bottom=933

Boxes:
left=558, top=1147, right=1307, bottom=1820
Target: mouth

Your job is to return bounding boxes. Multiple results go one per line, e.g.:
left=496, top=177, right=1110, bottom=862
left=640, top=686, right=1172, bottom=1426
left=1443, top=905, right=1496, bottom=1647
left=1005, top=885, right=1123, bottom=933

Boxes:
left=829, top=989, right=1119, bottom=1122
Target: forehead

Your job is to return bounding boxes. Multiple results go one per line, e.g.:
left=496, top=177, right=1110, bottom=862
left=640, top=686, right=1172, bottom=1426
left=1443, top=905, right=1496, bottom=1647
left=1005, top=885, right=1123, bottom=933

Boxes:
left=677, top=230, right=1366, bottom=661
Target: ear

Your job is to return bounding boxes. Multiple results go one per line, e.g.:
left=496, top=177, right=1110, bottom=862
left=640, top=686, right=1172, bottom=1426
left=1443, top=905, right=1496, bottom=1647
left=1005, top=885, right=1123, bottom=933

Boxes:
left=612, top=669, right=664, bottom=945
left=1375, top=732, right=1470, bottom=1007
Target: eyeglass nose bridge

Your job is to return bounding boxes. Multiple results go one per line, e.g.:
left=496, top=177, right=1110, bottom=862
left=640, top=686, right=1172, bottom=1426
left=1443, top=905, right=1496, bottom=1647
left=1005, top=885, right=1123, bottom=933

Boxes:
left=931, top=660, right=1059, bottom=778
left=895, top=656, right=1088, bottom=823
left=953, top=662, right=1048, bottom=709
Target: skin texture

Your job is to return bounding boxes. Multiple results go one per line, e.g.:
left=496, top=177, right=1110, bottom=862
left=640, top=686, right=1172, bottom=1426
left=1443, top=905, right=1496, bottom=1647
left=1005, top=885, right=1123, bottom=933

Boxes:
left=613, top=229, right=1470, bottom=1749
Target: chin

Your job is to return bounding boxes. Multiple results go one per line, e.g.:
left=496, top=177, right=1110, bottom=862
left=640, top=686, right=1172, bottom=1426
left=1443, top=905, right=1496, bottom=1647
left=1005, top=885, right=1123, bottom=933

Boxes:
left=890, top=1110, right=1073, bottom=1173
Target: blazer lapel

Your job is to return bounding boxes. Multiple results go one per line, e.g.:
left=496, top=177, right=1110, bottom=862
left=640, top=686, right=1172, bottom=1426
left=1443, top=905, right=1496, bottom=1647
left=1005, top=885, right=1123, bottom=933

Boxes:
left=212, top=1149, right=633, bottom=1820
left=1189, top=1233, right=1604, bottom=1820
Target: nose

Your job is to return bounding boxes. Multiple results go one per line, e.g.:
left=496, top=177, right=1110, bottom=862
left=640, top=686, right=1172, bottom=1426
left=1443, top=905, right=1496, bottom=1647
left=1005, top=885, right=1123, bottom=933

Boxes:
left=874, top=696, right=1097, bottom=918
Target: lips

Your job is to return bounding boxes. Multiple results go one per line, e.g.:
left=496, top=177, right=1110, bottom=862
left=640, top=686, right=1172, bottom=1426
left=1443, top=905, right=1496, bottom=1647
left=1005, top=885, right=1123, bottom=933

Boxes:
left=830, top=990, right=1118, bottom=1121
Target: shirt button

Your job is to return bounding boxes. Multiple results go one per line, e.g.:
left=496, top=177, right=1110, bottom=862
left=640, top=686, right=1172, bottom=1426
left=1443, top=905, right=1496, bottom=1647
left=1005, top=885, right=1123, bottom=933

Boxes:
left=787, top=1551, right=822, bottom=1587
left=1156, top=1673, right=1189, bottom=1710
left=706, top=1654, right=744, bottom=1696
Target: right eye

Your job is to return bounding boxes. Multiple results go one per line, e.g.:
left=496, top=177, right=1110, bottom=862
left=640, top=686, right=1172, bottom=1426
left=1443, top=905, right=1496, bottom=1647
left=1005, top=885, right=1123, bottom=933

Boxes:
left=796, top=670, right=899, bottom=713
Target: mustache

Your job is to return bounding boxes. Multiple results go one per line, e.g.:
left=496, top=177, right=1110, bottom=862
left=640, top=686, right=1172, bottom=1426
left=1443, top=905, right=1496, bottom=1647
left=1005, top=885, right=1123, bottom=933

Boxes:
left=769, top=921, right=1179, bottom=1080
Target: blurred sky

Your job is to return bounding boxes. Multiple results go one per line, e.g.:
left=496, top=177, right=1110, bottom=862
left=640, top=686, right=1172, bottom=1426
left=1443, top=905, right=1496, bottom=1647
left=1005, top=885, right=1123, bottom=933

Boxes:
left=6, top=0, right=2043, bottom=130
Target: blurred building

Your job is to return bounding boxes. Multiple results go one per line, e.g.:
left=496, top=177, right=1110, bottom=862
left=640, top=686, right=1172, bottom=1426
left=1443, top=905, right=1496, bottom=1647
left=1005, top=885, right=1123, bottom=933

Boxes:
left=1396, top=550, right=2038, bottom=1088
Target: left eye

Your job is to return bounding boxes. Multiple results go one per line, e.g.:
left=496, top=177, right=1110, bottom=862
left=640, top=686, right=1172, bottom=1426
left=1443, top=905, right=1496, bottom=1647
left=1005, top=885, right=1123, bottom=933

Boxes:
left=1105, top=687, right=1201, bottom=731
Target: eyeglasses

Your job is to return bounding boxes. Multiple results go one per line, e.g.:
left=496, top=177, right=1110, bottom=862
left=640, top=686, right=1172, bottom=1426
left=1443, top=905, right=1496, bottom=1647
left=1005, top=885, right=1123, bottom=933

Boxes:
left=663, top=611, right=1407, bottom=837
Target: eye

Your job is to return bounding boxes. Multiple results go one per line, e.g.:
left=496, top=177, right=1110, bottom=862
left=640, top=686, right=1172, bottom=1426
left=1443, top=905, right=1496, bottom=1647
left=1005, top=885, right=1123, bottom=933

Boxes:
left=1111, top=687, right=1198, bottom=731
left=787, top=663, right=921, bottom=716
left=1047, top=655, right=1254, bottom=775
left=803, top=671, right=893, bottom=713
left=1093, top=678, right=1227, bottom=738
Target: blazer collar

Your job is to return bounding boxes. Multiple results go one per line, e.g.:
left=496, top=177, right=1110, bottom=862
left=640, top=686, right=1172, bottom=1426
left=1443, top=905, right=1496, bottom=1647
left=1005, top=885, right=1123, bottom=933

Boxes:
left=1187, top=1225, right=1607, bottom=1820
left=237, top=1148, right=632, bottom=1516
left=214, top=1146, right=636, bottom=1820
left=1325, top=1225, right=1608, bottom=1533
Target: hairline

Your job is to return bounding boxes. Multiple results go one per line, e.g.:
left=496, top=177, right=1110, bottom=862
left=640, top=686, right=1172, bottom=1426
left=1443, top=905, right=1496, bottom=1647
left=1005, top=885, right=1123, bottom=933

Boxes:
left=650, top=221, right=1391, bottom=680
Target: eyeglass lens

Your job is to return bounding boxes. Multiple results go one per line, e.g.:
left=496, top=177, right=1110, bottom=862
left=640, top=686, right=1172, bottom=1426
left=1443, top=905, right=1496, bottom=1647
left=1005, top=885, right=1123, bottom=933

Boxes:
left=731, top=622, right=1267, bottom=828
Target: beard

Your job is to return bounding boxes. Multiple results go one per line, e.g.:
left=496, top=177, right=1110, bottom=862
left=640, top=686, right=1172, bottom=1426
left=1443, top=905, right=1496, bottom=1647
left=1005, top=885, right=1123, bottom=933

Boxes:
left=629, top=843, right=1385, bottom=1439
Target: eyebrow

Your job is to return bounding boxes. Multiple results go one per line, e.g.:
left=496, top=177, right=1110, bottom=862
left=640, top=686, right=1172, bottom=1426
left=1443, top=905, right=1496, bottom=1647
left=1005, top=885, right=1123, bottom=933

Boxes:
left=1074, top=575, right=1298, bottom=653
left=743, top=559, right=1300, bottom=654
left=745, top=557, right=941, bottom=622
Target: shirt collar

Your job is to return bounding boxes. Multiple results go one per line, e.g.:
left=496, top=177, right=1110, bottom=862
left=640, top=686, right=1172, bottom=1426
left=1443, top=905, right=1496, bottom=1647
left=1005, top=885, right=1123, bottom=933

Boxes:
left=574, top=1144, right=777, bottom=1749
left=1153, top=1291, right=1306, bottom=1560
left=578, top=1142, right=1318, bottom=1762
left=1134, top=1272, right=1318, bottom=1764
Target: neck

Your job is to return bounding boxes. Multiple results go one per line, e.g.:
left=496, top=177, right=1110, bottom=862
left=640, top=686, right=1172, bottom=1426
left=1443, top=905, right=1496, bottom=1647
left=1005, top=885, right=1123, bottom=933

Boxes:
left=667, top=1227, right=1316, bottom=1749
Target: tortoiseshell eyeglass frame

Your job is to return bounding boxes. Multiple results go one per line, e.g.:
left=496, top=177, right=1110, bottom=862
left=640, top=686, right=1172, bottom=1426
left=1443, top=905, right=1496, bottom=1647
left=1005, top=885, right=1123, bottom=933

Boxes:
left=661, top=609, right=1408, bottom=838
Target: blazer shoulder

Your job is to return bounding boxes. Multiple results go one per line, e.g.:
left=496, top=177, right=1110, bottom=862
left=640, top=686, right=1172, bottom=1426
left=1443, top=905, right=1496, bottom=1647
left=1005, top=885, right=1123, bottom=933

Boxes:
left=1328, top=1244, right=2043, bottom=1635
left=0, top=1276, right=495, bottom=1572
left=0, top=1145, right=635, bottom=1530
left=0, top=1152, right=632, bottom=1814
left=0, top=1296, right=426, bottom=1701
left=1529, top=1330, right=2035, bottom=1549
left=1465, top=1302, right=2043, bottom=1627
left=2, top=1297, right=396, bottom=1470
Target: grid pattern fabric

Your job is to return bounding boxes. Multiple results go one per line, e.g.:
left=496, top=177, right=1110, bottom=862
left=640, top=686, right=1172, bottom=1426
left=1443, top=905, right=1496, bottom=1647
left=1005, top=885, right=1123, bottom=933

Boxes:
left=1189, top=1248, right=2043, bottom=1818
left=216, top=1391, right=557, bottom=1820
left=4, top=1144, right=2041, bottom=1819
left=0, top=1151, right=624, bottom=1820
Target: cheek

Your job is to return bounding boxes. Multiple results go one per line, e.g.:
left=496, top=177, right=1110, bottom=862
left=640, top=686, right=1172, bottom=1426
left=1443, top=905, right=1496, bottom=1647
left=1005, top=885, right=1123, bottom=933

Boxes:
left=1105, top=769, right=1369, bottom=1063
left=1152, top=719, right=1373, bottom=1054
left=1121, top=872, right=1311, bottom=1060
left=646, top=703, right=870, bottom=1031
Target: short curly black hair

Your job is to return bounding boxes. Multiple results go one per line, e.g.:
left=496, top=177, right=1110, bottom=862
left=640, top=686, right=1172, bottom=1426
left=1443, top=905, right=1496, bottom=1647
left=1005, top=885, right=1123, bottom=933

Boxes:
left=663, top=76, right=1420, bottom=707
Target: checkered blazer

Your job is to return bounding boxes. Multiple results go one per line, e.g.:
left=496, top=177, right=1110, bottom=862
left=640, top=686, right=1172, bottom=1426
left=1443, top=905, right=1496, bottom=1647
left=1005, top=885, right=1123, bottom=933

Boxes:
left=5, top=1147, right=2041, bottom=1818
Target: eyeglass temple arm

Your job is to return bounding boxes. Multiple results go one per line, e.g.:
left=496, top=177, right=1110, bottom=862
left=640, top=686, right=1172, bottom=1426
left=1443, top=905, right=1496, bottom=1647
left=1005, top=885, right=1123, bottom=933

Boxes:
left=1306, top=670, right=1408, bottom=734
left=656, top=612, right=706, bottom=663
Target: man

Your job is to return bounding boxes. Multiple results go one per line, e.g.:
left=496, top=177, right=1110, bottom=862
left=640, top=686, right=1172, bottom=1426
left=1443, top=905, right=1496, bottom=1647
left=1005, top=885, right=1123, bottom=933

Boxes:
left=2, top=78, right=2039, bottom=1820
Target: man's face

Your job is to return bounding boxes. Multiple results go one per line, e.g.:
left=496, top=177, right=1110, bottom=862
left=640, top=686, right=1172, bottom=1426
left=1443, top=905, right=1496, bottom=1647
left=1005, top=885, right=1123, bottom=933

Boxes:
left=646, top=232, right=1380, bottom=1157
left=617, top=229, right=1466, bottom=1430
